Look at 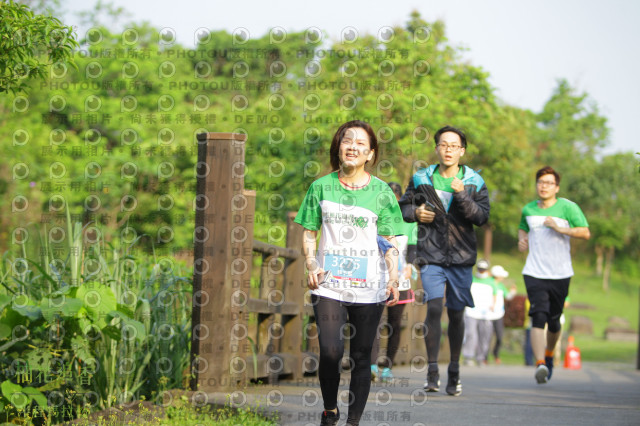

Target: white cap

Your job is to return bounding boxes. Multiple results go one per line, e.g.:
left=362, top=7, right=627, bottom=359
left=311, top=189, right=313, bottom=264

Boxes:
left=476, top=259, right=490, bottom=270
left=491, top=265, right=509, bottom=278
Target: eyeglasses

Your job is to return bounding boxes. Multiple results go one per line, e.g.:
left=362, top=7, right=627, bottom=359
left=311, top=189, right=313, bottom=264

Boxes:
left=536, top=180, right=557, bottom=187
left=437, top=143, right=463, bottom=152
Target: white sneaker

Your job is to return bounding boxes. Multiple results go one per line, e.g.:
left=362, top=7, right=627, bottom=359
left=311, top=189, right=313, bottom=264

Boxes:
left=535, top=364, right=549, bottom=384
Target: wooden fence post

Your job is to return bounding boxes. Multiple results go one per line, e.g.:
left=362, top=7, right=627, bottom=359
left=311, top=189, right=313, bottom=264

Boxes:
left=257, top=253, right=279, bottom=382
left=398, top=284, right=428, bottom=367
left=282, top=212, right=305, bottom=379
left=191, top=132, right=252, bottom=392
left=231, top=189, right=255, bottom=384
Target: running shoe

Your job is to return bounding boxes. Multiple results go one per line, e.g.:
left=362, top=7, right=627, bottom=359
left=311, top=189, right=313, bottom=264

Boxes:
left=370, top=364, right=379, bottom=381
left=320, top=408, right=340, bottom=426
left=380, top=367, right=394, bottom=382
left=545, top=356, right=554, bottom=380
left=424, top=371, right=440, bottom=392
left=446, top=371, right=462, bottom=396
left=535, top=364, right=549, bottom=384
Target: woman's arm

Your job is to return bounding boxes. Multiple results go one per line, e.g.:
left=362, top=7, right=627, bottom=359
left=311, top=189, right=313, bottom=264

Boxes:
left=303, top=229, right=323, bottom=289
left=381, top=235, right=400, bottom=305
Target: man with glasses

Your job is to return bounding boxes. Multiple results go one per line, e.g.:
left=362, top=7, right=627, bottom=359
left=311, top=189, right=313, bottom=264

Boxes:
left=399, top=125, right=490, bottom=396
left=518, top=166, right=590, bottom=384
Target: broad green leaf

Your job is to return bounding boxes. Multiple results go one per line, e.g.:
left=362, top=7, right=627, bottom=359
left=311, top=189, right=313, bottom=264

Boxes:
left=107, top=310, right=131, bottom=322
left=59, top=296, right=83, bottom=317
left=0, top=381, right=28, bottom=410
left=0, top=381, right=21, bottom=399
left=40, top=296, right=83, bottom=322
left=22, top=387, right=47, bottom=408
left=11, top=304, right=41, bottom=321
left=0, top=324, right=10, bottom=340
left=0, top=294, right=10, bottom=311
left=11, top=293, right=33, bottom=307
left=106, top=311, right=147, bottom=341
left=76, top=284, right=117, bottom=327
left=39, top=296, right=62, bottom=322
left=37, top=376, right=64, bottom=392
left=124, top=318, right=146, bottom=341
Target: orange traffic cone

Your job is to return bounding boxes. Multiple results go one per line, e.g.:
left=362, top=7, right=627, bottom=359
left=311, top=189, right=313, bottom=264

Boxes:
left=564, top=335, right=581, bottom=369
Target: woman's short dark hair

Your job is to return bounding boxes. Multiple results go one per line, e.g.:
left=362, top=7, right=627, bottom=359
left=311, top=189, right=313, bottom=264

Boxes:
left=434, top=125, right=467, bottom=148
left=329, top=120, right=378, bottom=171
left=536, top=166, right=561, bottom=185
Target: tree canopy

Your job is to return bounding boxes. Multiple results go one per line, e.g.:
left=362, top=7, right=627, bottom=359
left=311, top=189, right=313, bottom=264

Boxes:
left=0, top=0, right=78, bottom=94
left=1, top=10, right=637, bottom=281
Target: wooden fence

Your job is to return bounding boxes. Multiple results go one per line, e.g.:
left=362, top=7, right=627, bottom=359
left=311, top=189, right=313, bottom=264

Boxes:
left=190, top=132, right=433, bottom=393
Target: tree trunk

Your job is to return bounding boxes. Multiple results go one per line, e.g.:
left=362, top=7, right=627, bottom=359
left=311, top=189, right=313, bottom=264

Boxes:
left=483, top=222, right=493, bottom=263
left=602, top=246, right=614, bottom=292
left=595, top=244, right=604, bottom=276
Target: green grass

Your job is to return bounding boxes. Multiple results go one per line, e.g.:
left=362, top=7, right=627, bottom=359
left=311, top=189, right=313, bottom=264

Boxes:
left=496, top=336, right=637, bottom=366
left=486, top=250, right=640, bottom=365
left=20, top=400, right=277, bottom=425
left=497, top=349, right=530, bottom=366
left=572, top=336, right=637, bottom=363
left=163, top=404, right=277, bottom=426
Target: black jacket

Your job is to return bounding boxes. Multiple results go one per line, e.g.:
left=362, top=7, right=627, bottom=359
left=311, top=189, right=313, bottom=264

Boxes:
left=399, top=165, right=490, bottom=267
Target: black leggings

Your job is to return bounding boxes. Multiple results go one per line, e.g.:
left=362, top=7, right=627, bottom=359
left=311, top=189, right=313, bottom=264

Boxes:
left=371, top=303, right=406, bottom=368
left=312, top=295, right=385, bottom=424
left=491, top=318, right=505, bottom=359
left=424, top=298, right=465, bottom=365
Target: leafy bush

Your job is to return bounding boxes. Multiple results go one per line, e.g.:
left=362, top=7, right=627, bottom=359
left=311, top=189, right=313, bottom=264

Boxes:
left=0, top=210, right=192, bottom=423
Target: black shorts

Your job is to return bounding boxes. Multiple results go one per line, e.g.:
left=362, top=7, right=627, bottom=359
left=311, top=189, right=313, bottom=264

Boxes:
left=523, top=275, right=571, bottom=322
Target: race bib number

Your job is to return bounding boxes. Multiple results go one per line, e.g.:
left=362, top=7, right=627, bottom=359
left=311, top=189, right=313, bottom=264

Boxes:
left=323, top=254, right=368, bottom=286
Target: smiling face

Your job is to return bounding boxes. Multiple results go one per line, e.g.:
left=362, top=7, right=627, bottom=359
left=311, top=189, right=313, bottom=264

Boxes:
left=435, top=131, right=465, bottom=168
left=536, top=173, right=560, bottom=201
left=338, top=127, right=373, bottom=170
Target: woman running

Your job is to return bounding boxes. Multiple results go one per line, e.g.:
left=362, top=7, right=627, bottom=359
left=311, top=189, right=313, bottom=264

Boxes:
left=295, top=120, right=403, bottom=426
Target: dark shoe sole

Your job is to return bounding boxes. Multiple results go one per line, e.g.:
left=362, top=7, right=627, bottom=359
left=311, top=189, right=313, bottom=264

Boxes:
left=446, top=384, right=462, bottom=396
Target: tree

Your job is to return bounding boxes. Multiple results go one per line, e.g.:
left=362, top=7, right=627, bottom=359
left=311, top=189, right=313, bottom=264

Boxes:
left=533, top=79, right=609, bottom=165
left=1, top=10, right=629, bottom=268
left=0, top=0, right=78, bottom=94
left=564, top=153, right=640, bottom=290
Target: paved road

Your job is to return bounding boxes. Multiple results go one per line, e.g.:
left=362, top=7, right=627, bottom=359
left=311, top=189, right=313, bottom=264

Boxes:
left=234, top=362, right=640, bottom=425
